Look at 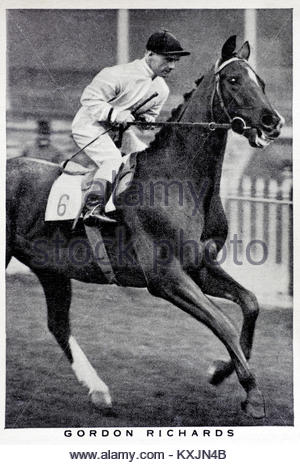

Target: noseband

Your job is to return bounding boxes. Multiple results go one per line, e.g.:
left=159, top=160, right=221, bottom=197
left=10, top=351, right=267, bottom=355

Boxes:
left=212, top=57, right=251, bottom=134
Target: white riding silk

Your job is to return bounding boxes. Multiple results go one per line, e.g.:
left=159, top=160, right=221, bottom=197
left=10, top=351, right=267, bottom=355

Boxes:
left=72, top=57, right=169, bottom=185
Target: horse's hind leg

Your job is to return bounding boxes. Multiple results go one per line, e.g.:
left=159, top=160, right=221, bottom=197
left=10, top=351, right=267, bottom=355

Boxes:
left=35, top=271, right=112, bottom=410
left=196, top=265, right=259, bottom=385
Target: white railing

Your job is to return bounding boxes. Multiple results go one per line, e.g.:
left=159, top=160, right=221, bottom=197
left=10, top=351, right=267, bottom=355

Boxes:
left=223, top=175, right=293, bottom=298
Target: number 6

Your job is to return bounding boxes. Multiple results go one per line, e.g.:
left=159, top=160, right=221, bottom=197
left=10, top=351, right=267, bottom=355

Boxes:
left=57, top=194, right=70, bottom=216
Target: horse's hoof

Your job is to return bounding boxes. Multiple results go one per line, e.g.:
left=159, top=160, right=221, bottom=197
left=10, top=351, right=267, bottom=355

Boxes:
left=241, top=389, right=266, bottom=419
left=89, top=390, right=112, bottom=411
left=208, top=360, right=233, bottom=385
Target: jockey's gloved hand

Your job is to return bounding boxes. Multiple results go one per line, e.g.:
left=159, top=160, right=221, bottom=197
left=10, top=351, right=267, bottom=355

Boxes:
left=135, top=114, right=156, bottom=130
left=115, top=110, right=135, bottom=127
left=135, top=115, right=148, bottom=122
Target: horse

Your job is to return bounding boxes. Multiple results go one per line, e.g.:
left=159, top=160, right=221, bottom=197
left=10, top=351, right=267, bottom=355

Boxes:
left=6, top=36, right=284, bottom=420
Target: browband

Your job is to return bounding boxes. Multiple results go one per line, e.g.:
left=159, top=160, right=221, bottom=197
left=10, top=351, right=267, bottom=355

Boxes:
left=214, top=57, right=246, bottom=74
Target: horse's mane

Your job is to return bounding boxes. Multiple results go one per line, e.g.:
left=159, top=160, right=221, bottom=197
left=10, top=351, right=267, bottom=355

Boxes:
left=168, top=76, right=204, bottom=122
left=145, top=75, right=204, bottom=152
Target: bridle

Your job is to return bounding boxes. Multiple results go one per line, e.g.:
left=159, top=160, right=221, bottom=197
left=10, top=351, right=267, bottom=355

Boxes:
left=211, top=56, right=252, bottom=134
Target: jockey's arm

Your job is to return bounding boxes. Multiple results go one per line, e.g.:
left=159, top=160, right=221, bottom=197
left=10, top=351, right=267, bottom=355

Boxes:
left=136, top=86, right=169, bottom=123
left=80, top=67, right=129, bottom=124
left=80, top=66, right=169, bottom=125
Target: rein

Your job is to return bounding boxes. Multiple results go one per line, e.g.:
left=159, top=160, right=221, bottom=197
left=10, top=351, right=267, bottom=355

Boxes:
left=128, top=121, right=231, bottom=130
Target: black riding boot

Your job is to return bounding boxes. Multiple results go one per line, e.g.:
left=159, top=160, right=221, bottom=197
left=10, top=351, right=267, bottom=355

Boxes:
left=83, top=179, right=116, bottom=225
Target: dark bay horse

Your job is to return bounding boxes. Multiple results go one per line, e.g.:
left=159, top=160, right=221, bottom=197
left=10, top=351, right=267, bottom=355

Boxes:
left=6, top=36, right=284, bottom=419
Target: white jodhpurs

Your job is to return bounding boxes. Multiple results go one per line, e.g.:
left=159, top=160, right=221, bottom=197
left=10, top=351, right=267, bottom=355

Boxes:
left=72, top=127, right=122, bottom=184
left=72, top=124, right=148, bottom=183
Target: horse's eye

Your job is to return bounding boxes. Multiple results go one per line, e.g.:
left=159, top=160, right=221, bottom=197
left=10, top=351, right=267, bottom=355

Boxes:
left=228, top=77, right=238, bottom=84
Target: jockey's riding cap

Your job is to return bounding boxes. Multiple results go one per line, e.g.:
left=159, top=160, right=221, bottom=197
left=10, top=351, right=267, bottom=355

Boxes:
left=146, top=30, right=190, bottom=56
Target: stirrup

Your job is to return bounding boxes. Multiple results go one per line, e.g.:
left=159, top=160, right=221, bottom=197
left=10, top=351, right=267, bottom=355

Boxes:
left=83, top=204, right=117, bottom=225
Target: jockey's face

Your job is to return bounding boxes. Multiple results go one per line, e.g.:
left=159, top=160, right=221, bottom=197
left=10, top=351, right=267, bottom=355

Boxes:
left=146, top=51, right=180, bottom=78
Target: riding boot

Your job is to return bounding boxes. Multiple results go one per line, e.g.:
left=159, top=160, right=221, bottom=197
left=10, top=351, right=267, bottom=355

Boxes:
left=83, top=179, right=116, bottom=225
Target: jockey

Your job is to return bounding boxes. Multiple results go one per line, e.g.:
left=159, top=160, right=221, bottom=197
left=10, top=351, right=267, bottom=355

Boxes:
left=72, top=30, right=190, bottom=224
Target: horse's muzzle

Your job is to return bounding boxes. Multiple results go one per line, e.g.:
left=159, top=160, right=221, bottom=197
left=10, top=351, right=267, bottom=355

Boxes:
left=243, top=127, right=275, bottom=148
left=260, top=109, right=285, bottom=138
left=243, top=108, right=284, bottom=148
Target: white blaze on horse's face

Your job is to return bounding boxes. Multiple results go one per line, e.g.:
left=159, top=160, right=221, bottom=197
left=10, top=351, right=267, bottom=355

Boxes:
left=246, top=66, right=260, bottom=87
left=275, top=109, right=285, bottom=127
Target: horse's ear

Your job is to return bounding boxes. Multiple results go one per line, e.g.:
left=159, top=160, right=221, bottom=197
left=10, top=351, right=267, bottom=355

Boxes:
left=221, top=35, right=237, bottom=59
left=237, top=41, right=250, bottom=60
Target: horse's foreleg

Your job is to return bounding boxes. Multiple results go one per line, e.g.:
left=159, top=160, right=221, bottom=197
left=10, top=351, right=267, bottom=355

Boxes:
left=196, top=265, right=259, bottom=385
left=36, top=271, right=112, bottom=410
left=146, top=266, right=265, bottom=419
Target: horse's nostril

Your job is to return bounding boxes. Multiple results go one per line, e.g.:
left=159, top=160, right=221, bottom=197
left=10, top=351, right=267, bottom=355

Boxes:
left=261, top=112, right=278, bottom=128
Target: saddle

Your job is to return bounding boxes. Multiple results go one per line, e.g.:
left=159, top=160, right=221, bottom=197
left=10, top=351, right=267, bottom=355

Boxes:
left=44, top=155, right=138, bottom=286
left=45, top=154, right=137, bottom=222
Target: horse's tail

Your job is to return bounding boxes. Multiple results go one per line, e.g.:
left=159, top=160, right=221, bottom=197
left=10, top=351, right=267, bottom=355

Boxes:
left=6, top=157, right=60, bottom=267
left=6, top=219, right=14, bottom=267
left=6, top=159, right=19, bottom=267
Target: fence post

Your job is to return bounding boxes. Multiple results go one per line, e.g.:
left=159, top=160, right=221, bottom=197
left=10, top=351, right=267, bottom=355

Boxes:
left=268, top=179, right=278, bottom=266
left=241, top=176, right=252, bottom=257
left=253, top=177, right=265, bottom=258
left=226, top=183, right=238, bottom=255
left=280, top=178, right=293, bottom=296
